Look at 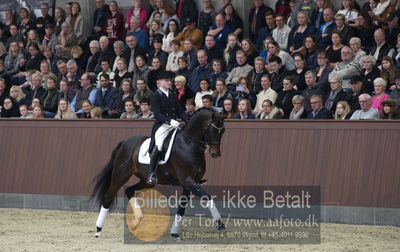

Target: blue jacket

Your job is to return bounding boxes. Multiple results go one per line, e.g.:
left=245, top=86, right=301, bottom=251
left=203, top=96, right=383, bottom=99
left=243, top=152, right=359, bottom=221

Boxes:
left=95, top=86, right=119, bottom=112
left=188, top=64, right=211, bottom=93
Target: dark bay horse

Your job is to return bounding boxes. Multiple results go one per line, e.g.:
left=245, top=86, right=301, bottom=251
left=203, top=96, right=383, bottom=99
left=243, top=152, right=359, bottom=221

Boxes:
left=91, top=110, right=226, bottom=240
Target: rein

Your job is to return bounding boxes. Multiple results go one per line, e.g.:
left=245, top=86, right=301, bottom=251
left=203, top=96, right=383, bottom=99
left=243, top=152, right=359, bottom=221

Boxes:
left=181, top=120, right=224, bottom=150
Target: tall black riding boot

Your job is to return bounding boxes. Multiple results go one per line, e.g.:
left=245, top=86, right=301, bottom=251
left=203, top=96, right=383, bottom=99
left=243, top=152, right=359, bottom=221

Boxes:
left=147, top=149, right=161, bottom=185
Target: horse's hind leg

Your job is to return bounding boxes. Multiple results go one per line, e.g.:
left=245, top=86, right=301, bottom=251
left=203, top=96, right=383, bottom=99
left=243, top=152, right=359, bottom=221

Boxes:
left=186, top=184, right=226, bottom=232
left=95, top=159, right=133, bottom=237
left=170, top=188, right=190, bottom=241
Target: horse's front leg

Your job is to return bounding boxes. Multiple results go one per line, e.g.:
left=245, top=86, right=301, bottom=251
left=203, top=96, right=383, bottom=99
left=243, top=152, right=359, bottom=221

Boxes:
left=170, top=188, right=190, bottom=241
left=185, top=184, right=226, bottom=232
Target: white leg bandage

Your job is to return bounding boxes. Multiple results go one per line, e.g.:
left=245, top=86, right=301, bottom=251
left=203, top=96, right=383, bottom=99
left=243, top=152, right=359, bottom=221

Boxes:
left=170, top=214, right=182, bottom=234
left=207, top=200, right=221, bottom=220
left=96, top=206, right=109, bottom=228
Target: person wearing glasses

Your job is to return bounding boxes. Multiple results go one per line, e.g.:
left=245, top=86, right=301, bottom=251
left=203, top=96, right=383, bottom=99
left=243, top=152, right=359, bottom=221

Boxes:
left=330, top=46, right=361, bottom=93
left=350, top=93, right=379, bottom=120
left=71, top=73, right=98, bottom=113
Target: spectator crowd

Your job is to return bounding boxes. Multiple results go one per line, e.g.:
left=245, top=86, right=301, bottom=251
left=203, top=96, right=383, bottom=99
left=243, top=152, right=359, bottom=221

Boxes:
left=0, top=0, right=399, bottom=120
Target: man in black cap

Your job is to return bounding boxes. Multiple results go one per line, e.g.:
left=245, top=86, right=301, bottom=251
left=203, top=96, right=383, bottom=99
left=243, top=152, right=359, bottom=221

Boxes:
left=147, top=71, right=188, bottom=185
left=349, top=75, right=363, bottom=111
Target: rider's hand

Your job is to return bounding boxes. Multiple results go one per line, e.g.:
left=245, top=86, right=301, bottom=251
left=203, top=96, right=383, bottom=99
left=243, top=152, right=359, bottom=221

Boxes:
left=170, top=119, right=180, bottom=128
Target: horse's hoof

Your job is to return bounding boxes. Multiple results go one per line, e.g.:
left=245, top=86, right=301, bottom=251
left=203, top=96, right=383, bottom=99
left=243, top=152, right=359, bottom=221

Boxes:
left=171, top=233, right=181, bottom=241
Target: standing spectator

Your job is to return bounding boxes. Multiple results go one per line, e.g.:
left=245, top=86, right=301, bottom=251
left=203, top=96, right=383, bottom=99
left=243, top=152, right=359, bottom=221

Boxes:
left=55, top=98, right=77, bottom=119
left=233, top=98, right=255, bottom=119
left=371, top=78, right=390, bottom=114
left=198, top=0, right=216, bottom=38
left=207, top=13, right=233, bottom=50
left=334, top=101, right=351, bottom=119
left=17, top=8, right=35, bottom=37
left=71, top=73, right=98, bottom=113
left=254, top=74, right=277, bottom=115
left=92, top=0, right=111, bottom=38
left=324, top=73, right=351, bottom=114
left=176, top=0, right=198, bottom=28
left=223, top=3, right=243, bottom=40
left=248, top=0, right=273, bottom=43
left=103, top=1, right=124, bottom=45
left=188, top=49, right=210, bottom=93
left=65, top=2, right=85, bottom=44
left=319, top=8, right=336, bottom=50
left=330, top=46, right=361, bottom=92
left=354, top=12, right=376, bottom=52
left=272, top=14, right=292, bottom=51
left=36, top=3, right=55, bottom=39
left=128, top=16, right=149, bottom=50
left=174, top=17, right=203, bottom=49
left=307, top=94, right=333, bottom=119
left=275, top=76, right=297, bottom=119
left=54, top=7, right=66, bottom=36
left=350, top=94, right=379, bottom=119
left=125, top=0, right=149, bottom=30
left=289, top=95, right=308, bottom=119
left=256, top=11, right=275, bottom=51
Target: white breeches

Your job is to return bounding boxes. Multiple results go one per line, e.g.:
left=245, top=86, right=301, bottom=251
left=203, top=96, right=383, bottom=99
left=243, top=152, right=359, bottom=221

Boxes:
left=155, top=123, right=175, bottom=151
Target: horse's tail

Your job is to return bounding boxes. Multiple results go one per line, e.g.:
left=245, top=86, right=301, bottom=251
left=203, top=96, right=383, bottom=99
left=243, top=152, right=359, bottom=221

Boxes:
left=90, top=141, right=123, bottom=209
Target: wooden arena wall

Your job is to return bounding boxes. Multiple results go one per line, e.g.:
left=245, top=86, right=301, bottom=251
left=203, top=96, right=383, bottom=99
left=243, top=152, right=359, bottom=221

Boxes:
left=0, top=120, right=399, bottom=209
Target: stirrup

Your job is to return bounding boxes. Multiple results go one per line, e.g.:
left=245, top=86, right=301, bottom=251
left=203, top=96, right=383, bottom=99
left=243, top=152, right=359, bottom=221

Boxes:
left=147, top=173, right=158, bottom=185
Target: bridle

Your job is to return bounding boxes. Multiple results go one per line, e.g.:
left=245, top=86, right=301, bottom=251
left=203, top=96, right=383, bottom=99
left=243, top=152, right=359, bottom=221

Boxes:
left=182, top=119, right=225, bottom=149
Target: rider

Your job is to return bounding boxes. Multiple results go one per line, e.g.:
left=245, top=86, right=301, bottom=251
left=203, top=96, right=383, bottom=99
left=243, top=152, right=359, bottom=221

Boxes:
left=147, top=71, right=189, bottom=185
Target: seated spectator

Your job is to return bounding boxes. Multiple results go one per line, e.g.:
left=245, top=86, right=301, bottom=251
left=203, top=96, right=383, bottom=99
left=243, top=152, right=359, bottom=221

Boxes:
left=301, top=36, right=319, bottom=69
left=125, top=0, right=149, bottom=30
left=4, top=42, right=24, bottom=79
left=286, top=0, right=298, bottom=27
left=111, top=41, right=125, bottom=72
left=203, top=35, right=224, bottom=65
left=207, top=13, right=233, bottom=49
left=42, top=24, right=58, bottom=48
left=241, top=39, right=258, bottom=67
left=71, top=46, right=86, bottom=72
left=86, top=41, right=100, bottom=76
left=9, top=85, right=27, bottom=106
left=272, top=14, right=291, bottom=51
left=350, top=93, right=379, bottom=119
left=349, top=76, right=363, bottom=111
left=256, top=99, right=281, bottom=119
left=390, top=73, right=400, bottom=106
left=371, top=77, right=390, bottom=114
left=39, top=61, right=58, bottom=88
left=137, top=98, right=154, bottom=119
left=226, top=50, right=254, bottom=85
left=194, top=78, right=213, bottom=109
left=224, top=33, right=241, bottom=72
left=25, top=72, right=46, bottom=106
left=233, top=98, right=255, bottom=119
left=222, top=97, right=237, bottom=119
left=209, top=58, right=227, bottom=90
left=290, top=53, right=309, bottom=91
left=288, top=11, right=320, bottom=55
left=350, top=37, right=367, bottom=67
left=54, top=23, right=77, bottom=60
left=96, top=59, right=115, bottom=89
left=65, top=2, right=85, bottom=44
left=370, top=28, right=394, bottom=65
left=55, top=98, right=77, bottom=119
left=269, top=56, right=290, bottom=92
left=232, top=77, right=257, bottom=109
left=25, top=43, right=44, bottom=71
left=319, top=8, right=336, bottom=50
left=326, top=31, right=344, bottom=66
left=0, top=78, right=7, bottom=107
left=132, top=55, right=150, bottom=89
left=1, top=97, right=20, bottom=118
left=58, top=79, right=75, bottom=103
left=254, top=74, right=277, bottom=114
left=95, top=73, right=119, bottom=118
left=113, top=58, right=132, bottom=88
left=166, top=40, right=184, bottom=72
left=71, top=73, right=97, bottom=113
left=275, top=0, right=291, bottom=18
left=185, top=98, right=196, bottom=120
left=188, top=49, right=211, bottom=93
left=324, top=73, right=351, bottom=114
left=275, top=76, right=297, bottom=119
left=76, top=100, right=93, bottom=118
left=334, top=101, right=351, bottom=119
left=306, top=94, right=333, bottom=119
left=17, top=8, right=35, bottom=37
left=163, top=19, right=180, bottom=53
left=134, top=77, right=152, bottom=111
left=91, top=0, right=110, bottom=38
left=289, top=95, right=308, bottom=119
left=247, top=57, right=268, bottom=94
left=91, top=106, right=103, bottom=119
left=182, top=38, right=198, bottom=71
left=333, top=13, right=354, bottom=45
left=54, top=7, right=66, bottom=36
left=381, top=98, right=400, bottom=119
left=223, top=3, right=243, bottom=40
left=19, top=105, right=32, bottom=118
left=380, top=56, right=398, bottom=91
left=337, top=0, right=359, bottom=23
left=174, top=17, right=203, bottom=50
left=6, top=25, right=24, bottom=49
left=330, top=46, right=361, bottom=92
left=127, top=15, right=149, bottom=51
left=120, top=99, right=138, bottom=119
left=26, top=30, right=41, bottom=48
left=147, top=37, right=168, bottom=69
left=212, top=78, right=233, bottom=110
left=148, top=20, right=165, bottom=50
left=94, top=36, right=115, bottom=74
left=176, top=57, right=190, bottom=81
left=3, top=10, right=15, bottom=38
left=123, top=35, right=147, bottom=73
left=41, top=76, right=59, bottom=118
left=302, top=70, right=325, bottom=113
left=148, top=57, right=164, bottom=91
left=199, top=94, right=219, bottom=112
left=266, top=40, right=295, bottom=71
left=174, top=75, right=194, bottom=110
left=66, top=59, right=84, bottom=91
left=198, top=0, right=216, bottom=37
left=30, top=98, right=41, bottom=111
left=32, top=104, right=45, bottom=119
left=359, top=55, right=380, bottom=94
left=103, top=1, right=124, bottom=45
left=256, top=11, right=275, bottom=51
left=115, top=78, right=134, bottom=115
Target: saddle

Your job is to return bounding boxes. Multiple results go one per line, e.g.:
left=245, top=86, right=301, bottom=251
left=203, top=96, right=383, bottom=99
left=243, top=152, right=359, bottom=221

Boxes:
left=138, top=128, right=178, bottom=165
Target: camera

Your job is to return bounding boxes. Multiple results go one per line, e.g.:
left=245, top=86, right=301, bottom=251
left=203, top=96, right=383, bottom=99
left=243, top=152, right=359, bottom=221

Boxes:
left=236, top=86, right=245, bottom=92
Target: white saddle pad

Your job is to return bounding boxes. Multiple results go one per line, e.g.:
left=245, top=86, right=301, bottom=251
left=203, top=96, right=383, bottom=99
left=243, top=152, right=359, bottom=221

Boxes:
left=138, top=129, right=178, bottom=165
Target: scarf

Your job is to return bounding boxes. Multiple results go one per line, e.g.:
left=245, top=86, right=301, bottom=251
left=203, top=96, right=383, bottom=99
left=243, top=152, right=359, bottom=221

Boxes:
left=289, top=107, right=305, bottom=120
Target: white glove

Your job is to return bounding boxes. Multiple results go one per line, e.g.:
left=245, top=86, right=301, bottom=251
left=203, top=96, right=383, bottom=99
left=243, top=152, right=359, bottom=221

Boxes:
left=170, top=119, right=180, bottom=128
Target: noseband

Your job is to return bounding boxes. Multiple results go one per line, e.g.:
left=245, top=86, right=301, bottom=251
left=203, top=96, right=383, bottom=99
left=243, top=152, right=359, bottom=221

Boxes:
left=182, top=119, right=224, bottom=149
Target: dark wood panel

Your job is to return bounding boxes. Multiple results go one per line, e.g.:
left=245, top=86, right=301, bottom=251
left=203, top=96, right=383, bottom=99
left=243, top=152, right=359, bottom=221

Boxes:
left=0, top=119, right=399, bottom=208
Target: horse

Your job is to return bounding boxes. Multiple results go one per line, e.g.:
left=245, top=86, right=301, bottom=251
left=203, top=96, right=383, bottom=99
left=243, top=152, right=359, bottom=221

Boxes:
left=91, top=110, right=226, bottom=240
